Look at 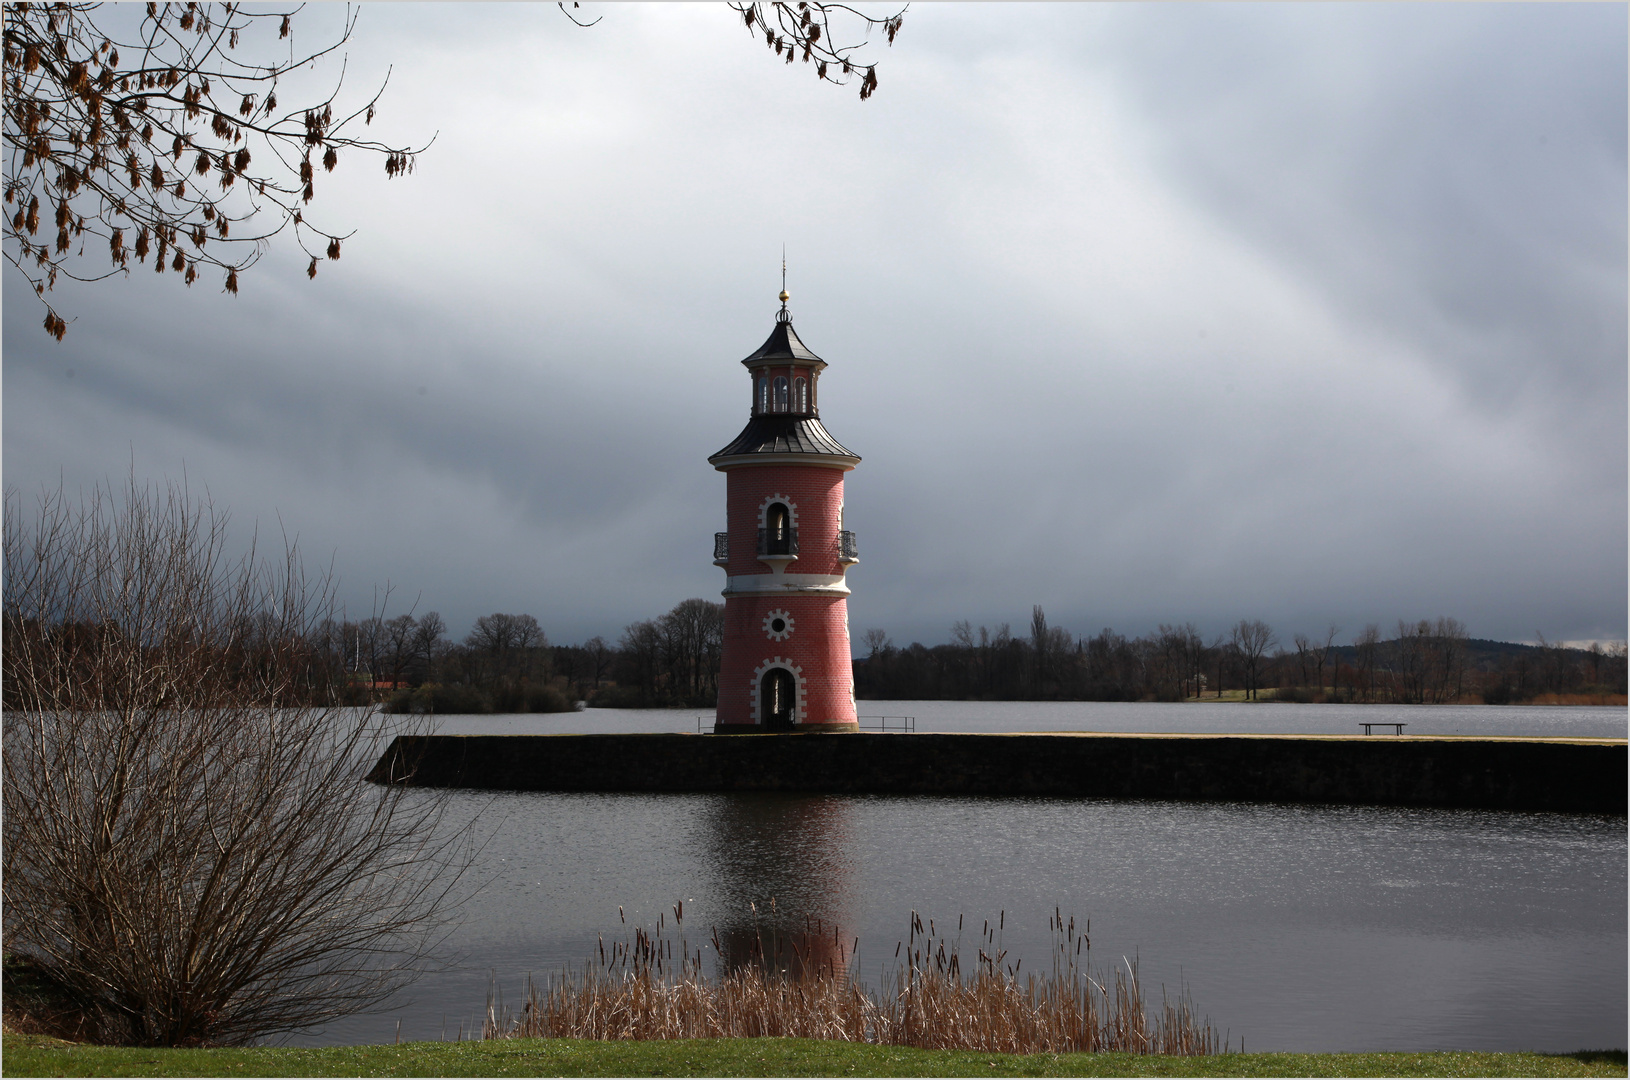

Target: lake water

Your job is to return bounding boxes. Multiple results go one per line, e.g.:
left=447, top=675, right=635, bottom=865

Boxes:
left=295, top=702, right=1627, bottom=1052
left=430, top=699, right=1629, bottom=739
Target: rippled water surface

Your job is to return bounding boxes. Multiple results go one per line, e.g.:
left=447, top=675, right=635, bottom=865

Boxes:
left=294, top=703, right=1627, bottom=1053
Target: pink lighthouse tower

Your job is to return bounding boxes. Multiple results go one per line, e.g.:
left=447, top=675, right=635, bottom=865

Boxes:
left=710, top=288, right=861, bottom=733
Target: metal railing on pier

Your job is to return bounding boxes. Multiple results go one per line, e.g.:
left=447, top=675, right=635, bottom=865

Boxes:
left=697, top=716, right=915, bottom=732
left=858, top=715, right=916, bottom=732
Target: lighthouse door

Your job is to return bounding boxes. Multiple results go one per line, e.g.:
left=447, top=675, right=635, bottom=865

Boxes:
left=761, top=669, right=795, bottom=730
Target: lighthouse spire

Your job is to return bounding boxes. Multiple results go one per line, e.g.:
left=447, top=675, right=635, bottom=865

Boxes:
left=778, top=247, right=790, bottom=321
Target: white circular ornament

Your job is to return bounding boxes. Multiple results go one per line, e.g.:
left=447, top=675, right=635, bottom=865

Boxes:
left=763, top=609, right=794, bottom=641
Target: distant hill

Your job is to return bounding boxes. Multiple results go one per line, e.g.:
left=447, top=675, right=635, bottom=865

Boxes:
left=1322, top=637, right=1610, bottom=672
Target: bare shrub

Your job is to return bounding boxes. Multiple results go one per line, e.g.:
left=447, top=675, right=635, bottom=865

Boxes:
left=2, top=478, right=468, bottom=1047
left=488, top=906, right=1225, bottom=1056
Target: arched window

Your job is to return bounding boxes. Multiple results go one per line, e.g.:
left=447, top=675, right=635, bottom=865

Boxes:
left=794, top=377, right=807, bottom=412
left=765, top=502, right=791, bottom=555
left=773, top=376, right=789, bottom=412
left=757, top=376, right=768, bottom=414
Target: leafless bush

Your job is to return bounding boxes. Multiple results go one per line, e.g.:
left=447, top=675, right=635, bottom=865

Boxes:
left=2, top=478, right=469, bottom=1047
left=488, top=905, right=1225, bottom=1055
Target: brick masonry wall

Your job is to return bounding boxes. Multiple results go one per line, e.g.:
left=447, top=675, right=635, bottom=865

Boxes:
left=715, top=461, right=855, bottom=728
left=718, top=593, right=855, bottom=726
left=722, top=465, right=847, bottom=578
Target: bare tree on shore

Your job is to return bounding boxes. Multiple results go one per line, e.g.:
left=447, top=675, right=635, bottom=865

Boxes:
left=412, top=610, right=449, bottom=677
left=660, top=597, right=725, bottom=703
left=1355, top=624, right=1381, bottom=702
left=1292, top=632, right=1315, bottom=690
left=1230, top=619, right=1277, bottom=701
left=2, top=478, right=471, bottom=1046
left=1317, top=624, right=1342, bottom=698
left=580, top=634, right=614, bottom=694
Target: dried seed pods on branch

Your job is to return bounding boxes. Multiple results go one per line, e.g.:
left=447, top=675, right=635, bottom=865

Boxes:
left=2, top=2, right=431, bottom=339
left=729, top=2, right=905, bottom=100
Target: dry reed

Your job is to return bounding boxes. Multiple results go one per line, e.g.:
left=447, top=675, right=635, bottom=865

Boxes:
left=485, top=904, right=1226, bottom=1055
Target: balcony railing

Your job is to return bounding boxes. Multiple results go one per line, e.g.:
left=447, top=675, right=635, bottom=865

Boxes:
left=757, top=527, right=799, bottom=558
left=753, top=531, right=798, bottom=560
left=838, top=529, right=859, bottom=563
left=726, top=529, right=854, bottom=562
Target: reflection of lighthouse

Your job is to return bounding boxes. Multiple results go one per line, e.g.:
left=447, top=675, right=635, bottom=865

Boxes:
left=710, top=290, right=860, bottom=732
left=701, top=793, right=857, bottom=979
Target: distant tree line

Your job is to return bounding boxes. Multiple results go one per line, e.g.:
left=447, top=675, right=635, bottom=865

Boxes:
left=306, top=598, right=726, bottom=713
left=188, top=597, right=1620, bottom=713
left=288, top=609, right=563, bottom=713
left=854, top=607, right=1628, bottom=705
left=592, top=598, right=724, bottom=708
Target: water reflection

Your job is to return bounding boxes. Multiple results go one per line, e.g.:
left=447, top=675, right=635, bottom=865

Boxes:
left=290, top=790, right=1625, bottom=1052
left=698, top=793, right=857, bottom=978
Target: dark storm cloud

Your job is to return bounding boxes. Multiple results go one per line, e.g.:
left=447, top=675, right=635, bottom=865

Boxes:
left=1088, top=3, right=1627, bottom=406
left=4, top=4, right=1623, bottom=649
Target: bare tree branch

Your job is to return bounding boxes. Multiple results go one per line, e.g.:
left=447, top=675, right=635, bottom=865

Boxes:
left=2, top=2, right=431, bottom=339
left=1, top=477, right=473, bottom=1046
left=3, top=3, right=909, bottom=341
left=728, top=2, right=906, bottom=100
left=556, top=1, right=602, bottom=29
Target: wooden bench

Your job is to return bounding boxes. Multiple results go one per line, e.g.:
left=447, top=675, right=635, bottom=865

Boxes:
left=1359, top=722, right=1407, bottom=736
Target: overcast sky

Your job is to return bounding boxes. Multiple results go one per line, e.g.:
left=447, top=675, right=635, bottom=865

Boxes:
left=4, top=2, right=1625, bottom=651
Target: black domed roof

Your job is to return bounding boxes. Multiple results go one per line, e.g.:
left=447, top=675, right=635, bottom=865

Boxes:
left=710, top=414, right=858, bottom=464
left=740, top=315, right=825, bottom=367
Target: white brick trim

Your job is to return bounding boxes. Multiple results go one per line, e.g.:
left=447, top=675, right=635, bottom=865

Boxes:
left=757, top=493, right=799, bottom=532
left=749, top=656, right=804, bottom=726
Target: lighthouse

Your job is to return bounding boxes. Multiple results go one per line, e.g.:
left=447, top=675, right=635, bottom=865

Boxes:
left=710, top=290, right=861, bottom=733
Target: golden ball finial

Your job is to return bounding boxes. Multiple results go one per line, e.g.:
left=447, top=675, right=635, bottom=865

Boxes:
left=778, top=290, right=790, bottom=304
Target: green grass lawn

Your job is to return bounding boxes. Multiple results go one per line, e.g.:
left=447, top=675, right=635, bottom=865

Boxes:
left=4, top=1033, right=1624, bottom=1078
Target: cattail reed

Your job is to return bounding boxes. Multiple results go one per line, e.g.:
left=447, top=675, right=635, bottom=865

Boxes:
left=485, top=908, right=1227, bottom=1056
